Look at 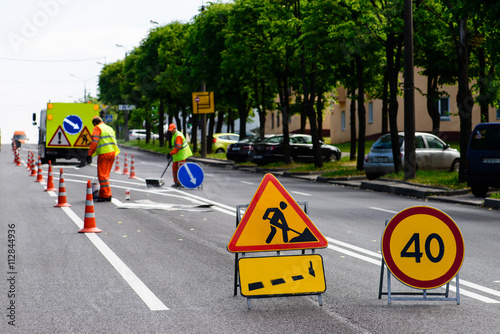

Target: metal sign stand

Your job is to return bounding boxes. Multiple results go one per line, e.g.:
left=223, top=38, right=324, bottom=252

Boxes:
left=233, top=202, right=324, bottom=309
left=378, top=257, right=460, bottom=304
left=378, top=221, right=461, bottom=305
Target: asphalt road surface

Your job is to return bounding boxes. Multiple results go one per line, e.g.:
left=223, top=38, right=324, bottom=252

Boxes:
left=1, top=144, right=500, bottom=334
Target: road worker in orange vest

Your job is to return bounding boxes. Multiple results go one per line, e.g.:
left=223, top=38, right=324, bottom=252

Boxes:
left=87, top=116, right=120, bottom=202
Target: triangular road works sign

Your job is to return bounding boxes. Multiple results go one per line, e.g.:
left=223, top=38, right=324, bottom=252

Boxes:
left=73, top=126, right=93, bottom=147
left=228, top=173, right=328, bottom=253
left=48, top=126, right=71, bottom=147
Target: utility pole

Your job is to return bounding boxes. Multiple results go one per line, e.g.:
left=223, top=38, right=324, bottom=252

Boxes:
left=200, top=82, right=207, bottom=158
left=404, top=0, right=416, bottom=179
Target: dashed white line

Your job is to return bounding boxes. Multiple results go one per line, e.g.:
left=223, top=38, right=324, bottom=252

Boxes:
left=291, top=191, right=311, bottom=197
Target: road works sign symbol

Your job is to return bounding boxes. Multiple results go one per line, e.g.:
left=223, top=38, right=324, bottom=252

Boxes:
left=73, top=126, right=92, bottom=147
left=48, top=126, right=71, bottom=147
left=381, top=206, right=464, bottom=290
left=177, top=163, right=204, bottom=189
left=227, top=173, right=328, bottom=252
left=239, top=254, right=326, bottom=297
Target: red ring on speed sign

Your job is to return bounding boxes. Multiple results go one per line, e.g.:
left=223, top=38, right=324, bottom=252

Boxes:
left=382, top=206, right=464, bottom=289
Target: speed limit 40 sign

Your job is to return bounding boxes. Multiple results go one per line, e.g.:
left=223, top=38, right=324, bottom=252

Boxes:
left=381, top=206, right=464, bottom=290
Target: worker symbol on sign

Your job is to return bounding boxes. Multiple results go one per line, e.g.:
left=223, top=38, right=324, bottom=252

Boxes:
left=80, top=134, right=90, bottom=145
left=263, top=201, right=318, bottom=244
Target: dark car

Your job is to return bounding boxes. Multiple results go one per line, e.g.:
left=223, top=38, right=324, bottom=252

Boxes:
left=466, top=123, right=500, bottom=197
left=226, top=135, right=264, bottom=162
left=251, top=134, right=341, bottom=165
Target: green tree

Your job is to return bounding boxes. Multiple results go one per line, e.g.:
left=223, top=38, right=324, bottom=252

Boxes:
left=413, top=0, right=456, bottom=135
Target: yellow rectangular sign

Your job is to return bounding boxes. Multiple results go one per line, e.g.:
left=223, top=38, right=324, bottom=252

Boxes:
left=239, top=254, right=326, bottom=297
left=192, top=92, right=214, bottom=114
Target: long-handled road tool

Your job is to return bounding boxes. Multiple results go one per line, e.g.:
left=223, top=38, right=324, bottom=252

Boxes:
left=145, top=157, right=173, bottom=188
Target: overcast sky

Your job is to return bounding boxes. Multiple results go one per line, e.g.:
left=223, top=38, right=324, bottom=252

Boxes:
left=1, top=0, right=219, bottom=143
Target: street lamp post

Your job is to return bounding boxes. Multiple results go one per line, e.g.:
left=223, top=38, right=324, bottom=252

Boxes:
left=70, top=74, right=94, bottom=102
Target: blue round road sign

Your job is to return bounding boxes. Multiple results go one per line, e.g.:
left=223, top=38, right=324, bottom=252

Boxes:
left=178, top=163, right=204, bottom=189
left=63, top=115, right=83, bottom=135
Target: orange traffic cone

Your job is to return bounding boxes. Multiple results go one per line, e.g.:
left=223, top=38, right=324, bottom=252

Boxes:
left=79, top=180, right=102, bottom=233
left=35, top=156, right=44, bottom=182
left=30, top=158, right=37, bottom=176
left=15, top=150, right=22, bottom=166
left=27, top=151, right=32, bottom=170
left=44, top=161, right=57, bottom=191
left=128, top=155, right=137, bottom=179
left=122, top=153, right=129, bottom=175
left=114, top=155, right=121, bottom=172
left=12, top=142, right=17, bottom=161
left=54, top=169, right=71, bottom=207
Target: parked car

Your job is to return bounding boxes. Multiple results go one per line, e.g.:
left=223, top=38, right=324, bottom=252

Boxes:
left=364, top=132, right=460, bottom=180
left=251, top=134, right=341, bottom=165
left=129, top=129, right=159, bottom=141
left=211, top=133, right=240, bottom=153
left=465, top=123, right=500, bottom=197
left=226, top=135, right=265, bottom=162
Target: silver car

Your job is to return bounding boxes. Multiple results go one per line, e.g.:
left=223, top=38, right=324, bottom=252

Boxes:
left=364, top=132, right=460, bottom=180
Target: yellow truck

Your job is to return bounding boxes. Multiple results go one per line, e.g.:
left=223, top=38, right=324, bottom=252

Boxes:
left=34, top=102, right=99, bottom=165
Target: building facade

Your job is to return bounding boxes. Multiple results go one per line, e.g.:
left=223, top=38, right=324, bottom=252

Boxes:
left=264, top=72, right=500, bottom=144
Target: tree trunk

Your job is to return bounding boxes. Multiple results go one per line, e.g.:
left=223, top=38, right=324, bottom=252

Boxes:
left=277, top=74, right=292, bottom=164
left=355, top=55, right=366, bottom=171
left=259, top=79, right=267, bottom=139
left=426, top=74, right=441, bottom=135
left=381, top=68, right=389, bottom=135
left=349, top=86, right=357, bottom=161
left=191, top=113, right=198, bottom=153
left=456, top=17, right=473, bottom=183
left=159, top=99, right=165, bottom=147
left=387, top=33, right=402, bottom=173
left=316, top=92, right=324, bottom=140
left=478, top=47, right=489, bottom=123
left=216, top=110, right=224, bottom=134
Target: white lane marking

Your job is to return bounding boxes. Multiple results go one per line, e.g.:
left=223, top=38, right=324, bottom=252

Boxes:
left=447, top=284, right=500, bottom=304
left=59, top=206, right=169, bottom=311
left=327, top=244, right=380, bottom=265
left=291, top=191, right=311, bottom=197
left=369, top=207, right=398, bottom=214
left=240, top=181, right=254, bottom=185
left=459, top=280, right=500, bottom=298
left=326, top=237, right=381, bottom=259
